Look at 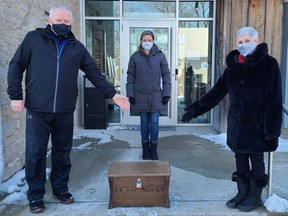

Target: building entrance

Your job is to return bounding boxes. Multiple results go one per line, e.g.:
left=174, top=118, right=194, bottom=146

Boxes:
left=121, top=20, right=176, bottom=125
left=83, top=0, right=215, bottom=126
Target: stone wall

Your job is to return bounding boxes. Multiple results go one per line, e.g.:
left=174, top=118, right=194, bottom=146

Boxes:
left=0, top=0, right=81, bottom=182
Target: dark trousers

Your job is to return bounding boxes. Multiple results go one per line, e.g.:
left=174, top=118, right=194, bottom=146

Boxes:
left=235, top=152, right=265, bottom=181
left=25, top=110, right=74, bottom=201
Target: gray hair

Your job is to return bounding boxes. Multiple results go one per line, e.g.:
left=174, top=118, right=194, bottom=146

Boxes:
left=49, top=6, right=73, bottom=22
left=236, top=27, right=258, bottom=40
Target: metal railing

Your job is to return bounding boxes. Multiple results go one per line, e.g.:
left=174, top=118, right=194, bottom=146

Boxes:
left=283, top=104, right=288, bottom=115
left=267, top=103, right=288, bottom=197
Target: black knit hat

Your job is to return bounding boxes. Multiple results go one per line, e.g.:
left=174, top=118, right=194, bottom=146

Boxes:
left=140, top=30, right=155, bottom=40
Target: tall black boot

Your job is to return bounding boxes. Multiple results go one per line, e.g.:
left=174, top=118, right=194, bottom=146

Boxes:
left=226, top=172, right=250, bottom=208
left=141, top=140, right=150, bottom=160
left=149, top=141, right=158, bottom=160
left=237, top=176, right=268, bottom=212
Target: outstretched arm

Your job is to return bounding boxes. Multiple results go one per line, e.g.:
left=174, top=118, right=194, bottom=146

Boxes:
left=181, top=73, right=228, bottom=123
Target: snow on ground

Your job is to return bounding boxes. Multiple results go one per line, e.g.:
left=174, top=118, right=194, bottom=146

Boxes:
left=73, top=129, right=112, bottom=144
left=0, top=130, right=113, bottom=206
left=0, top=169, right=28, bottom=205
left=0, top=144, right=3, bottom=188
left=0, top=131, right=287, bottom=213
left=264, top=193, right=288, bottom=213
left=196, top=132, right=288, bottom=152
left=72, top=142, right=93, bottom=150
left=0, top=108, right=3, bottom=185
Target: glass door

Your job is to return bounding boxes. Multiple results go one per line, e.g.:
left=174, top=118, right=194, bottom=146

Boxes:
left=177, top=21, right=214, bottom=124
left=121, top=20, right=176, bottom=125
left=176, top=1, right=214, bottom=124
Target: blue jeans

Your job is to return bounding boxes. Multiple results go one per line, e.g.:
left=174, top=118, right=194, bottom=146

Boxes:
left=139, top=112, right=160, bottom=142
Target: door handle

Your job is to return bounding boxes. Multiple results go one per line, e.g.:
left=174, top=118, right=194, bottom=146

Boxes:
left=175, top=68, right=178, bottom=80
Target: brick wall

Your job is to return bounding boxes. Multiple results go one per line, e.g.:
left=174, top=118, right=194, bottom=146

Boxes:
left=0, top=0, right=81, bottom=182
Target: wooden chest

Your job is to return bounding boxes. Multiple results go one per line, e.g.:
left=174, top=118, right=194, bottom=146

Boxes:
left=107, top=161, right=171, bottom=209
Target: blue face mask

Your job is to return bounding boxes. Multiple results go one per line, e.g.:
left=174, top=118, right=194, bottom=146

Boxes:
left=142, top=42, right=153, bottom=51
left=237, top=41, right=257, bottom=56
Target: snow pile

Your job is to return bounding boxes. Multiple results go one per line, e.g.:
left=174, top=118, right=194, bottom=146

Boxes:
left=196, top=133, right=230, bottom=150
left=72, top=142, right=93, bottom=150
left=264, top=193, right=288, bottom=213
left=73, top=129, right=112, bottom=144
left=197, top=133, right=288, bottom=152
left=0, top=109, right=4, bottom=183
left=0, top=169, right=28, bottom=205
left=0, top=143, right=3, bottom=184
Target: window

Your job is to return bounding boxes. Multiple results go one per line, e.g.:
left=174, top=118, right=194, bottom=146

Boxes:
left=177, top=21, right=213, bottom=123
left=123, top=1, right=176, bottom=18
left=85, top=0, right=120, bottom=17
left=179, top=1, right=213, bottom=18
left=86, top=20, right=121, bottom=123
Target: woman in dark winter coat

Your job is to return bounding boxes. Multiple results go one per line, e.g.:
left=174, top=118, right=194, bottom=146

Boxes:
left=126, top=30, right=171, bottom=160
left=181, top=27, right=282, bottom=212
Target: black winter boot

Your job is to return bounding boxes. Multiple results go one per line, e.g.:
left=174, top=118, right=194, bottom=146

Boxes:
left=141, top=140, right=150, bottom=160
left=237, top=176, right=268, bottom=212
left=149, top=141, right=158, bottom=160
left=226, top=172, right=250, bottom=209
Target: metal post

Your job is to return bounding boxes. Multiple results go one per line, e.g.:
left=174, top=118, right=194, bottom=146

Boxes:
left=283, top=104, right=288, bottom=115
left=267, top=152, right=273, bottom=197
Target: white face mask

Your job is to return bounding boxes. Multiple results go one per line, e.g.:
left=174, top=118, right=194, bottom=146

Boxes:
left=142, top=42, right=153, bottom=51
left=237, top=41, right=257, bottom=56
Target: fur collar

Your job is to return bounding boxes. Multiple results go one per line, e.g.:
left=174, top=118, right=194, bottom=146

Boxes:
left=226, top=43, right=268, bottom=71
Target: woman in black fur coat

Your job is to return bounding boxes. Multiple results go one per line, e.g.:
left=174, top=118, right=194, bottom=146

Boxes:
left=181, top=27, right=282, bottom=212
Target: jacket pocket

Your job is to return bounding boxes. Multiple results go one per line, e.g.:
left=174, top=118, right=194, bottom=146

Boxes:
left=153, top=84, right=162, bottom=93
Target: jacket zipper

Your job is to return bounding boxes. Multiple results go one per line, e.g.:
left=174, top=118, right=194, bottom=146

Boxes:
left=53, top=41, right=65, bottom=113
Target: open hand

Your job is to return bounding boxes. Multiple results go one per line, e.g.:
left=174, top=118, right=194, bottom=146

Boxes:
left=112, top=94, right=130, bottom=110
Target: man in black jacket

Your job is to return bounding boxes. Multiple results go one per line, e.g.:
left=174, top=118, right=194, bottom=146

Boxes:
left=7, top=6, right=129, bottom=213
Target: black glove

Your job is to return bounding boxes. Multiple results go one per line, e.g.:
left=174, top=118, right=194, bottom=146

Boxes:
left=181, top=106, right=194, bottom=123
left=129, top=97, right=135, bottom=105
left=162, top=96, right=170, bottom=105
left=263, top=136, right=278, bottom=152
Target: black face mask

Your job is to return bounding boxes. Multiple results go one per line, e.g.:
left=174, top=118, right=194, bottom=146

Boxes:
left=52, top=23, right=72, bottom=37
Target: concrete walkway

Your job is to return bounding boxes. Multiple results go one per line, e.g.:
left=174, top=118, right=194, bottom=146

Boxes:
left=0, top=126, right=287, bottom=215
